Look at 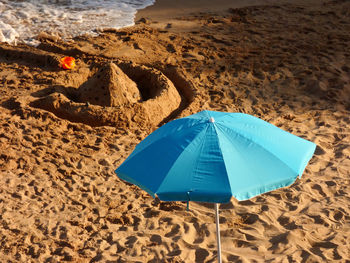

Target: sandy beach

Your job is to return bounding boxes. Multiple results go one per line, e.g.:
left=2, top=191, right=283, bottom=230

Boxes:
left=0, top=0, right=349, bottom=262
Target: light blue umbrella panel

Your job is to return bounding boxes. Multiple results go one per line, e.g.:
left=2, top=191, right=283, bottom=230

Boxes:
left=115, top=110, right=316, bottom=203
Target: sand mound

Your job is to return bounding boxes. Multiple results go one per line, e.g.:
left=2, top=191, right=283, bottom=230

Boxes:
left=77, top=62, right=141, bottom=107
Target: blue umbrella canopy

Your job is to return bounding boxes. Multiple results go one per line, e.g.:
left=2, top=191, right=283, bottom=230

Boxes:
left=115, top=110, right=316, bottom=203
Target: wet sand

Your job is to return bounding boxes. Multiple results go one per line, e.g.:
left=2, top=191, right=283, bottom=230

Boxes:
left=0, top=0, right=349, bottom=262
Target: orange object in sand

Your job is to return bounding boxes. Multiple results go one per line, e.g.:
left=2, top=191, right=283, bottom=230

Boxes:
left=60, top=56, right=76, bottom=70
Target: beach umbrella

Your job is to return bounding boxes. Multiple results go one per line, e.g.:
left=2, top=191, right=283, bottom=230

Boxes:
left=115, top=110, right=316, bottom=262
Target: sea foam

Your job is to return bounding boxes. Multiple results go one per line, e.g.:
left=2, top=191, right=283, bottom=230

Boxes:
left=0, top=0, right=154, bottom=45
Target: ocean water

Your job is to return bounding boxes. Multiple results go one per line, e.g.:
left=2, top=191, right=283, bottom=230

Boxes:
left=0, top=0, right=155, bottom=45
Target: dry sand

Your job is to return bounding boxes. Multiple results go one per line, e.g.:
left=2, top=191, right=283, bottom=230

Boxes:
left=0, top=0, right=350, bottom=262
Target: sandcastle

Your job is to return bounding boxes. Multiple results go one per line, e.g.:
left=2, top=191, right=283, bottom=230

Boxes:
left=31, top=61, right=183, bottom=127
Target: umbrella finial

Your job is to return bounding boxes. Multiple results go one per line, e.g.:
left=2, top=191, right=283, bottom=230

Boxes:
left=210, top=117, right=215, bottom=123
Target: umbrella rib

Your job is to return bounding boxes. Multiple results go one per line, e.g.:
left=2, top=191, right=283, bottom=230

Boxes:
left=211, top=123, right=233, bottom=196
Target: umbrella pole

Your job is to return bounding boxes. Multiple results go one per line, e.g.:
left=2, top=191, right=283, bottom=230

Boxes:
left=215, top=203, right=222, bottom=263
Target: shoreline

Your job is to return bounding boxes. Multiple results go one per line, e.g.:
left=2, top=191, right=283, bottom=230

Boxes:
left=135, top=0, right=324, bottom=22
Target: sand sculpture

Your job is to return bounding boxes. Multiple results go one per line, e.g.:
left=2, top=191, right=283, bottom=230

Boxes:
left=31, top=61, right=182, bottom=127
